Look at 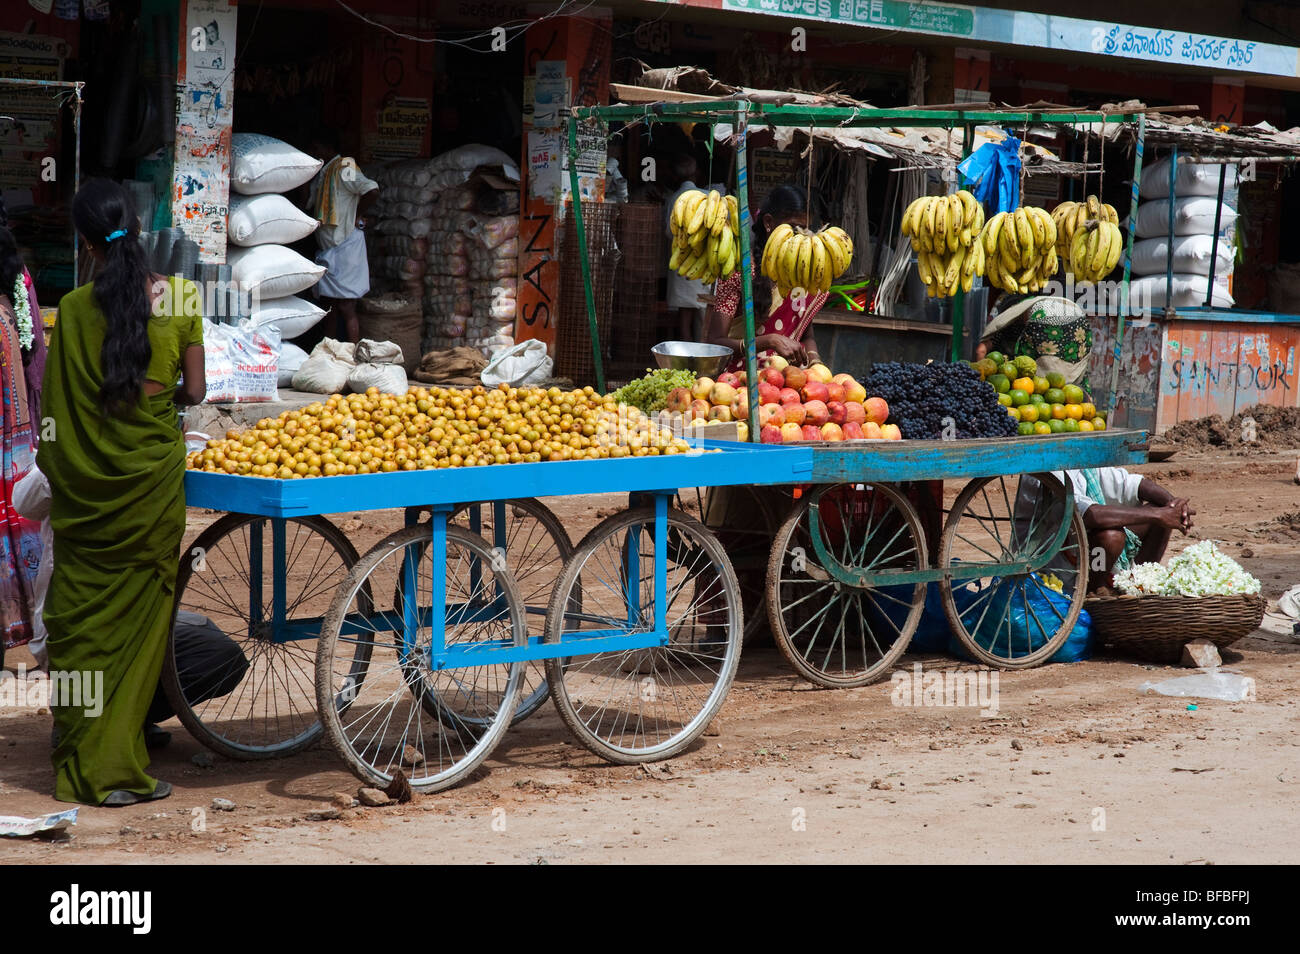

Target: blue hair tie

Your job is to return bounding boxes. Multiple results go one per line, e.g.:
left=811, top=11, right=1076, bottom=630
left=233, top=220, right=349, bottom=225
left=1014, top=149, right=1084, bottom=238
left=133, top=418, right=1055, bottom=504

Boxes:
left=105, top=229, right=127, bottom=243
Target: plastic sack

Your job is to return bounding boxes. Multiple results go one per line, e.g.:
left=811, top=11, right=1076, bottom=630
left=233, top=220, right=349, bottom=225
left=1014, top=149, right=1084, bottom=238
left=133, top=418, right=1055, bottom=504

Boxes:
left=355, top=338, right=403, bottom=366
left=201, top=318, right=280, bottom=404
left=1140, top=670, right=1257, bottom=702
left=277, top=342, right=309, bottom=387
left=228, top=193, right=319, bottom=246
left=869, top=581, right=952, bottom=653
left=248, top=294, right=326, bottom=340
left=231, top=133, right=323, bottom=195
left=1132, top=196, right=1237, bottom=238
left=948, top=575, right=1093, bottom=664
left=1130, top=234, right=1234, bottom=278
left=228, top=244, right=326, bottom=300
left=1139, top=157, right=1240, bottom=199
left=958, top=135, right=1021, bottom=214
left=348, top=363, right=408, bottom=395
left=293, top=338, right=356, bottom=394
left=1127, top=274, right=1235, bottom=310
left=202, top=321, right=236, bottom=403
left=481, top=339, right=549, bottom=386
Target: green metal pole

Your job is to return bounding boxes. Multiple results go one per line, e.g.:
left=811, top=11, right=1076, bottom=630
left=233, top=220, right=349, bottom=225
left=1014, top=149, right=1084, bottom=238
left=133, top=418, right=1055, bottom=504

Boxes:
left=1110, top=112, right=1144, bottom=420
left=734, top=105, right=760, bottom=443
left=567, top=112, right=605, bottom=393
left=950, top=123, right=974, bottom=363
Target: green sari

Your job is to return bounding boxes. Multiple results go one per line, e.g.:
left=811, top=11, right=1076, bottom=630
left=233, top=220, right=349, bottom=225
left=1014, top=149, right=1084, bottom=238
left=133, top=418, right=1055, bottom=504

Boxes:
left=40, top=277, right=201, bottom=805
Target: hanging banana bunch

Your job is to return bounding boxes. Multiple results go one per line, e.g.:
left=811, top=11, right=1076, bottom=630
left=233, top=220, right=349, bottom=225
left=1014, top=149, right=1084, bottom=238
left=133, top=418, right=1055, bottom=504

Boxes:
left=668, top=189, right=742, bottom=284
left=901, top=190, right=987, bottom=297
left=759, top=224, right=854, bottom=298
left=976, top=205, right=1060, bottom=295
left=1051, top=195, right=1122, bottom=285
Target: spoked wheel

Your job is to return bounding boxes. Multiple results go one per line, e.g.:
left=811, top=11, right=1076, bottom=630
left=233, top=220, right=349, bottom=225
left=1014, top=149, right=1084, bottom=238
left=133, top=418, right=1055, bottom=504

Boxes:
left=163, top=514, right=369, bottom=760
left=939, top=472, right=1089, bottom=669
left=316, top=524, right=525, bottom=793
left=766, top=483, right=927, bottom=688
left=701, top=485, right=783, bottom=645
left=544, top=506, right=742, bottom=764
left=402, top=499, right=572, bottom=726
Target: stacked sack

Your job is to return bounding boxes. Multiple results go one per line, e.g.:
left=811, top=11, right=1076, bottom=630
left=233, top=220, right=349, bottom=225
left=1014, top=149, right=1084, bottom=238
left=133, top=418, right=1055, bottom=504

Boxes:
left=369, top=144, right=520, bottom=359
left=1127, top=156, right=1237, bottom=309
left=226, top=133, right=329, bottom=382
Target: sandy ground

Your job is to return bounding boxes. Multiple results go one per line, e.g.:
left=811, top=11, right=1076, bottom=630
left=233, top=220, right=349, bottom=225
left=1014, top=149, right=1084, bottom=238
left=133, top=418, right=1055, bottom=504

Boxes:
left=2, top=448, right=1298, bottom=864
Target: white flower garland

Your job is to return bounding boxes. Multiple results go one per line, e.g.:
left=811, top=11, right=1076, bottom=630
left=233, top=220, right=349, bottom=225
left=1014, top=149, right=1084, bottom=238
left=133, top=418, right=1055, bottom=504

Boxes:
left=12, top=276, right=33, bottom=352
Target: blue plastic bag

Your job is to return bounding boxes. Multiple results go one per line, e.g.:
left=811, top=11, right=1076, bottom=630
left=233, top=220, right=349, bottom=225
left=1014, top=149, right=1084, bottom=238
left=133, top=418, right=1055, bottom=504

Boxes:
left=958, top=136, right=1022, bottom=214
left=948, top=576, right=1092, bottom=664
left=870, top=581, right=950, bottom=653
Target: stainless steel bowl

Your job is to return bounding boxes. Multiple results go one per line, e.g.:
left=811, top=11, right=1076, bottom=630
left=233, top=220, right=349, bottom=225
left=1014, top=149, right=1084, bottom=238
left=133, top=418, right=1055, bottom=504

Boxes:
left=650, top=341, right=733, bottom=377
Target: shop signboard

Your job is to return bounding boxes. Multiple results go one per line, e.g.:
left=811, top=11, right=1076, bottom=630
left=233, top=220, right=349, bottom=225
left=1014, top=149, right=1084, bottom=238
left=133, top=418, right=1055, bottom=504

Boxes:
left=0, top=31, right=68, bottom=196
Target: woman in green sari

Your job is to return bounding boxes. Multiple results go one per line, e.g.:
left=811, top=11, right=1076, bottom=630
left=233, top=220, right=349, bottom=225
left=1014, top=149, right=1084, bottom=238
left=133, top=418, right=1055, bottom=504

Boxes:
left=42, top=179, right=205, bottom=806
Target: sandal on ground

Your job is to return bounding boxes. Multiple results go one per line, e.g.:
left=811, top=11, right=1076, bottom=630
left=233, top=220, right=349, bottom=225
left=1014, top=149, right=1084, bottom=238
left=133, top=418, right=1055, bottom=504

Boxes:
left=100, top=781, right=173, bottom=807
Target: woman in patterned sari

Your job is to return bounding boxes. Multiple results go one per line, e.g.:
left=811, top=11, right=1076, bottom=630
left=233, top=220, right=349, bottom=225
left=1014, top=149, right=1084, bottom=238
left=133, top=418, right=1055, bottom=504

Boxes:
left=977, top=292, right=1093, bottom=391
left=705, top=184, right=827, bottom=373
left=0, top=226, right=42, bottom=660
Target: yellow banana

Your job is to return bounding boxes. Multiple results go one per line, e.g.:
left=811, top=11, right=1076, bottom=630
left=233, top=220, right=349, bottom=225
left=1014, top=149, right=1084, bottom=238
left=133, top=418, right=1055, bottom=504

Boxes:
left=717, top=224, right=734, bottom=267
left=809, top=234, right=830, bottom=292
left=686, top=193, right=709, bottom=235
left=1025, top=207, right=1047, bottom=249
left=923, top=197, right=939, bottom=253
left=946, top=195, right=962, bottom=253
left=819, top=230, right=845, bottom=277
left=901, top=196, right=927, bottom=237
left=797, top=232, right=817, bottom=290
left=916, top=249, right=935, bottom=285
left=943, top=245, right=965, bottom=289
left=726, top=195, right=739, bottom=237
left=672, top=189, right=701, bottom=231
left=1103, top=222, right=1123, bottom=273
left=780, top=233, right=802, bottom=289
left=1089, top=221, right=1111, bottom=276
left=1013, top=209, right=1034, bottom=266
left=763, top=224, right=794, bottom=280
left=981, top=212, right=1005, bottom=257
left=1086, top=194, right=1101, bottom=219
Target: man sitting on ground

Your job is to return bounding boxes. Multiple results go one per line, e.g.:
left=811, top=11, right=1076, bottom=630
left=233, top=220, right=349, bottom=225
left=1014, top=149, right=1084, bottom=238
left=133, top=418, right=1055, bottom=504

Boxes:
left=1055, top=467, right=1195, bottom=590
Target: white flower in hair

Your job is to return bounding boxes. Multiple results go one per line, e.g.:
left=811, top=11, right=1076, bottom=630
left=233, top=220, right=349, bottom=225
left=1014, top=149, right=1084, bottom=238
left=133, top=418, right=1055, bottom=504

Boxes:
left=12, top=276, right=33, bottom=352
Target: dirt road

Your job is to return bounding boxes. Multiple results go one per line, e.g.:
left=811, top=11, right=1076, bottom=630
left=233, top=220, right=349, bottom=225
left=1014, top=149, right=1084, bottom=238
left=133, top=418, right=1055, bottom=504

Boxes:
left=3, top=449, right=1298, bottom=864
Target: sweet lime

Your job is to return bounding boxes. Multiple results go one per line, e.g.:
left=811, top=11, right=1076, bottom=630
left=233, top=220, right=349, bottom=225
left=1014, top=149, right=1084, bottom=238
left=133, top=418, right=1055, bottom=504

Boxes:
left=1044, top=387, right=1066, bottom=405
left=997, top=392, right=1013, bottom=407
left=1017, top=421, right=1035, bottom=436
left=1050, top=403, right=1068, bottom=420
left=1078, top=420, right=1094, bottom=432
left=1064, top=404, right=1084, bottom=420
left=1046, top=371, right=1066, bottom=389
left=1091, top=417, right=1107, bottom=431
left=1033, top=422, right=1053, bottom=435
left=986, top=351, right=1006, bottom=367
left=1009, top=388, right=1030, bottom=406
left=1032, top=376, right=1050, bottom=394
left=989, top=374, right=1011, bottom=393
left=1062, top=418, right=1080, bottom=433
left=1008, top=405, right=1022, bottom=420
left=1019, top=404, right=1039, bottom=423
left=1013, top=355, right=1037, bottom=375
left=1028, top=393, right=1046, bottom=405
left=1048, top=419, right=1066, bottom=433
left=998, top=362, right=1019, bottom=380
left=1063, top=384, right=1085, bottom=404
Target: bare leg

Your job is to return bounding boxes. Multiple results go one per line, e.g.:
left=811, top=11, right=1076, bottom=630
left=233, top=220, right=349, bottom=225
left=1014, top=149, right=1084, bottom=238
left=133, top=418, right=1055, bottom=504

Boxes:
left=336, top=299, right=361, bottom=344
left=1086, top=528, right=1128, bottom=591
left=1134, top=523, right=1173, bottom=564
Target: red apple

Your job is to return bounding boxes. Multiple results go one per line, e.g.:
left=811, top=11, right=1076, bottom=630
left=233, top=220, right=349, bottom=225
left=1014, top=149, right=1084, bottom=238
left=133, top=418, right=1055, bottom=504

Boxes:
left=708, top=405, right=733, bottom=423
left=717, top=371, right=740, bottom=388
left=864, top=397, right=890, bottom=426
left=801, top=381, right=830, bottom=404
left=764, top=355, right=789, bottom=372
left=825, top=382, right=846, bottom=405
left=806, top=363, right=833, bottom=385
left=760, top=424, right=783, bottom=444
left=803, top=400, right=830, bottom=426
left=802, top=424, right=824, bottom=441
left=827, top=401, right=847, bottom=425
left=821, top=423, right=844, bottom=441
left=831, top=372, right=855, bottom=389
left=864, top=421, right=883, bottom=439
left=710, top=381, right=737, bottom=406
left=759, top=367, right=785, bottom=390
left=692, top=377, right=715, bottom=400
left=778, top=387, right=801, bottom=405
left=757, top=381, right=781, bottom=405
left=781, top=402, right=806, bottom=425
left=784, top=366, right=808, bottom=391
left=881, top=423, right=902, bottom=440
left=730, top=391, right=749, bottom=420
left=665, top=387, right=692, bottom=413
left=844, top=401, right=866, bottom=425
left=842, top=421, right=865, bottom=440
left=780, top=422, right=804, bottom=444
left=759, top=403, right=785, bottom=427
left=689, top=398, right=711, bottom=421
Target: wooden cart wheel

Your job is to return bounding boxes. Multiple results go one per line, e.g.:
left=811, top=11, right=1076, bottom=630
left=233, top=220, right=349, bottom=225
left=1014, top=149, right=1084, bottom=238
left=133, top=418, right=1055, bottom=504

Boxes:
left=403, top=499, right=573, bottom=725
left=543, top=506, right=743, bottom=764
left=316, top=524, right=526, bottom=793
left=164, top=514, right=371, bottom=760
left=766, top=483, right=927, bottom=688
left=939, top=472, right=1089, bottom=669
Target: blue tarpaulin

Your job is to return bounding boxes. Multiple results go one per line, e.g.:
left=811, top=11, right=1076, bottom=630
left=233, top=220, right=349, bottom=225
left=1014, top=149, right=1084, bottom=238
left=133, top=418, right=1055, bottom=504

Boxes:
left=958, top=136, right=1022, bottom=214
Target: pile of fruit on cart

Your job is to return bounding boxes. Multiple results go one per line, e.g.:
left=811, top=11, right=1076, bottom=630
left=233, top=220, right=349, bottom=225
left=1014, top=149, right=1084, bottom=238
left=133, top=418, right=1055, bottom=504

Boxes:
left=969, top=351, right=1108, bottom=436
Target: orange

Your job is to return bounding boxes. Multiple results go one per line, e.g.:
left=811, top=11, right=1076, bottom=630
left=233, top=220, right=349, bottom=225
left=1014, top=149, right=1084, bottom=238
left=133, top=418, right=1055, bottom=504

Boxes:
left=1033, top=421, right=1052, bottom=435
left=1019, top=404, right=1039, bottom=423
left=1011, top=376, right=1036, bottom=394
left=1065, top=404, right=1084, bottom=420
left=1081, top=402, right=1096, bottom=419
left=1078, top=419, right=1094, bottom=432
left=1091, top=417, right=1107, bottom=431
left=1051, top=403, right=1068, bottom=420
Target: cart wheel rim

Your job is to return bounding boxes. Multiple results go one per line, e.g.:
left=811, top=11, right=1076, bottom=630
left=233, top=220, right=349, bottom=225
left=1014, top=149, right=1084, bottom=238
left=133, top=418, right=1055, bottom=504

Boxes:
left=316, top=525, right=525, bottom=792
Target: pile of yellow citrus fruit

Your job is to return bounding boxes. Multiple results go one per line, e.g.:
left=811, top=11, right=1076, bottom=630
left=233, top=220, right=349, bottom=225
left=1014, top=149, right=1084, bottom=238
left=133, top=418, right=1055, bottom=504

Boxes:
left=970, top=352, right=1108, bottom=436
left=187, top=385, right=693, bottom=478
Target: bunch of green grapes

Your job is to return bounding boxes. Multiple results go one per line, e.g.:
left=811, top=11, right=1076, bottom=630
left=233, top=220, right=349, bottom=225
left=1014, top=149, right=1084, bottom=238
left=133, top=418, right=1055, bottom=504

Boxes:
left=610, top=368, right=697, bottom=414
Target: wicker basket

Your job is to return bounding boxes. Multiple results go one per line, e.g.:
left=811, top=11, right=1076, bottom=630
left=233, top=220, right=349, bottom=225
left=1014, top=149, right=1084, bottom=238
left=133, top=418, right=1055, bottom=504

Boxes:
left=1086, top=592, right=1266, bottom=663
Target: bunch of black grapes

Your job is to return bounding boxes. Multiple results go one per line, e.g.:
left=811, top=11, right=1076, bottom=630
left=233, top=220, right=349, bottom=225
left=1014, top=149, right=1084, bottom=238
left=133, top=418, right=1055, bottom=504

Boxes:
left=863, top=362, right=1019, bottom=440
